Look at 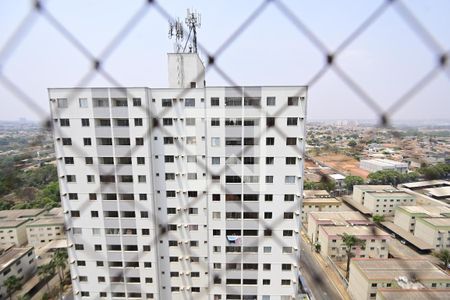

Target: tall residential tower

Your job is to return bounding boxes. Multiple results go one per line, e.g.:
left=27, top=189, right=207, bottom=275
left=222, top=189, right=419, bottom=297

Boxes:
left=50, top=51, right=307, bottom=299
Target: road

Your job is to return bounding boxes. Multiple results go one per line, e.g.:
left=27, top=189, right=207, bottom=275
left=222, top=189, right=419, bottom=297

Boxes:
left=300, top=235, right=345, bottom=300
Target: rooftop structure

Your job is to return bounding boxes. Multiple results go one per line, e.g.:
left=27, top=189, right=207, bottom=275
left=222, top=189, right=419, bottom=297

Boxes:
left=348, top=259, right=450, bottom=300
left=0, top=208, right=46, bottom=220
left=401, top=180, right=449, bottom=190
left=360, top=159, right=408, bottom=174
left=303, top=189, right=330, bottom=198
left=376, top=289, right=450, bottom=300
left=424, top=186, right=450, bottom=199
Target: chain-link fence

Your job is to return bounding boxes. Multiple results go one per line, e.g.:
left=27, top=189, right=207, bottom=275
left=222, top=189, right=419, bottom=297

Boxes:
left=1, top=0, right=449, bottom=299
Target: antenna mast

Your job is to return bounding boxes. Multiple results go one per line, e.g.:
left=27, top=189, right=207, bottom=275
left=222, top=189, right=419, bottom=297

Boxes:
left=168, top=9, right=201, bottom=53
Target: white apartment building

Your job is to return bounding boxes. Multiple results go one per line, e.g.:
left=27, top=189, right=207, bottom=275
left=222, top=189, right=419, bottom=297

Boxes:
left=0, top=246, right=37, bottom=300
left=352, top=185, right=415, bottom=216
left=414, top=218, right=450, bottom=250
left=306, top=211, right=370, bottom=243
left=26, top=217, right=65, bottom=248
left=317, top=226, right=390, bottom=260
left=393, top=205, right=450, bottom=233
left=0, top=220, right=28, bottom=246
left=347, top=259, right=450, bottom=300
left=301, top=197, right=342, bottom=224
left=49, top=52, right=307, bottom=300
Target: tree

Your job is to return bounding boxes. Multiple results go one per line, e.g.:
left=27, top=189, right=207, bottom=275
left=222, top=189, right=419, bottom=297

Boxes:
left=314, top=243, right=321, bottom=253
left=367, top=170, right=403, bottom=186
left=5, top=275, right=21, bottom=300
left=340, top=233, right=366, bottom=279
left=51, top=249, right=68, bottom=295
left=37, top=263, right=56, bottom=293
left=372, top=215, right=385, bottom=224
left=347, top=140, right=357, bottom=148
left=344, top=176, right=364, bottom=192
left=433, top=249, right=450, bottom=269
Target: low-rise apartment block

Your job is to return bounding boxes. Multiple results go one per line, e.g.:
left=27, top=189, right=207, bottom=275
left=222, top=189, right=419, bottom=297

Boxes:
left=304, top=189, right=330, bottom=198
left=302, top=197, right=342, bottom=223
left=376, top=289, right=450, bottom=300
left=0, top=219, right=28, bottom=246
left=393, top=205, right=450, bottom=233
left=26, top=217, right=65, bottom=248
left=307, top=211, right=370, bottom=243
left=318, top=226, right=390, bottom=260
left=0, top=209, right=46, bottom=221
left=353, top=185, right=415, bottom=216
left=414, top=218, right=450, bottom=250
left=348, top=259, right=450, bottom=300
left=0, top=246, right=37, bottom=299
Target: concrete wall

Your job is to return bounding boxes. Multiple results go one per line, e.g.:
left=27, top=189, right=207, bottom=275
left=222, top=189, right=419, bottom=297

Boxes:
left=393, top=208, right=415, bottom=233
left=26, top=224, right=65, bottom=248
left=348, top=262, right=370, bottom=300
left=363, top=193, right=415, bottom=216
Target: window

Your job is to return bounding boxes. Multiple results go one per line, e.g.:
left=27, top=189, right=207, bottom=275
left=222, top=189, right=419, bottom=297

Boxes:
left=139, top=194, right=147, bottom=201
left=266, top=137, right=274, bottom=145
left=288, top=97, right=299, bottom=106
left=264, top=212, right=272, bottom=219
left=281, top=279, right=290, bottom=285
left=286, top=157, right=296, bottom=165
left=98, top=138, right=112, bottom=145
left=64, top=157, right=74, bottom=164
left=211, top=97, right=219, bottom=106
left=186, top=136, right=196, bottom=144
left=265, top=176, right=274, bottom=183
left=162, top=98, right=172, bottom=107
left=263, top=246, right=271, bottom=253
left=82, top=138, right=91, bottom=146
left=79, top=98, right=88, bottom=108
left=66, top=175, right=76, bottom=182
left=185, top=98, right=195, bottom=107
left=133, top=98, right=141, bottom=106
left=60, top=119, right=70, bottom=126
left=283, top=230, right=293, bottom=236
left=226, top=137, right=241, bottom=146
left=185, top=118, right=196, bottom=126
left=211, top=137, right=220, bottom=147
left=285, top=194, right=295, bottom=201
left=211, top=118, right=220, bottom=126
left=287, top=117, right=298, bottom=125
left=138, top=175, right=146, bottom=183
left=85, top=157, right=93, bottom=164
left=57, top=98, right=68, bottom=108
left=265, top=157, right=274, bottom=165
left=136, top=138, right=144, bottom=145
left=62, top=138, right=72, bottom=145
left=266, top=117, right=275, bottom=127
left=163, top=118, right=173, bottom=126
left=137, top=157, right=145, bottom=164
left=89, top=193, right=97, bottom=200
left=93, top=98, right=109, bottom=107
left=285, top=176, right=296, bottom=184
left=284, top=212, right=294, bottom=219
left=134, top=118, right=143, bottom=126
left=211, top=157, right=220, bottom=165
left=266, top=96, right=275, bottom=106
left=163, top=137, right=174, bottom=144
left=286, top=137, right=297, bottom=145
left=113, top=98, right=127, bottom=107
left=91, top=211, right=99, bottom=218
left=265, top=194, right=273, bottom=201
left=68, top=193, right=78, bottom=200
left=225, top=97, right=242, bottom=106
left=188, top=173, right=197, bottom=180
left=244, top=97, right=261, bottom=106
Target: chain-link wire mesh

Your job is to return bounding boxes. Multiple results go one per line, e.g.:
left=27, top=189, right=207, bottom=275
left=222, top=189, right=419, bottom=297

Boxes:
left=1, top=0, right=450, bottom=299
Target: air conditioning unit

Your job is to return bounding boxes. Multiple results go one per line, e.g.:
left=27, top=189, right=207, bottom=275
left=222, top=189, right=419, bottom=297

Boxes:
left=64, top=210, right=69, bottom=214
left=294, top=229, right=299, bottom=233
left=177, top=225, right=182, bottom=228
left=184, top=241, right=189, bottom=244
left=294, top=247, right=298, bottom=251
left=180, top=287, right=184, bottom=291
left=177, top=207, right=181, bottom=211
left=178, top=256, right=183, bottom=260
left=72, top=275, right=77, bottom=280
left=180, top=272, right=184, bottom=275
left=295, top=211, right=300, bottom=216
left=178, top=241, right=182, bottom=244
left=184, top=225, right=188, bottom=228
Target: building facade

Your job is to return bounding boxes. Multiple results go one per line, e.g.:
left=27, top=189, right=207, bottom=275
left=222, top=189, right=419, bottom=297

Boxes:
left=414, top=218, right=450, bottom=250
left=50, top=53, right=307, bottom=300
left=393, top=205, right=450, bottom=233
left=0, top=246, right=37, bottom=300
left=0, top=220, right=28, bottom=246
left=347, top=259, right=450, bottom=300
left=317, top=226, right=389, bottom=260
left=26, top=217, right=65, bottom=248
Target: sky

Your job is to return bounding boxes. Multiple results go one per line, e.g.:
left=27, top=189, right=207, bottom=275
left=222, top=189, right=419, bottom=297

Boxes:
left=0, top=0, right=450, bottom=123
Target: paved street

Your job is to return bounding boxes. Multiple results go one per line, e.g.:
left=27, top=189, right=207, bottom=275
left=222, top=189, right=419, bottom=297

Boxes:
left=300, top=234, right=348, bottom=300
